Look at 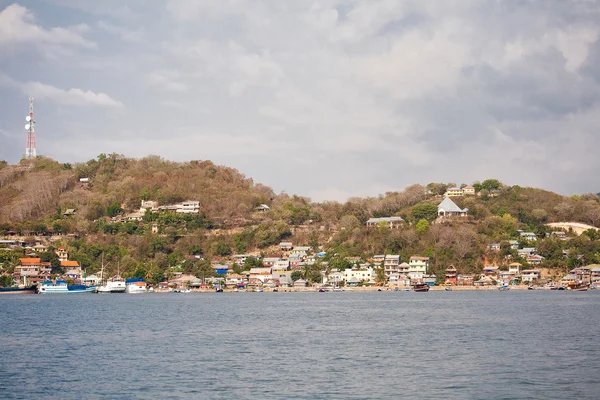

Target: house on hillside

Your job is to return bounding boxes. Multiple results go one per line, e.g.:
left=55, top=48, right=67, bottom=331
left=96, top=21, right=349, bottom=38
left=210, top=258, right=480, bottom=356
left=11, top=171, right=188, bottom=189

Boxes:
left=519, top=231, right=538, bottom=241
left=444, top=187, right=464, bottom=197
left=255, top=204, right=270, bottom=212
left=437, top=197, right=468, bottom=218
left=463, top=185, right=476, bottom=195
left=366, top=216, right=404, bottom=229
left=280, top=242, right=293, bottom=251
left=383, top=255, right=401, bottom=279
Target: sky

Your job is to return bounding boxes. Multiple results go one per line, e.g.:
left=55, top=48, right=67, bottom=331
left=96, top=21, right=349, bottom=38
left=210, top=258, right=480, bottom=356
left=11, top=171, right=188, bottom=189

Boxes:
left=1, top=0, right=599, bottom=201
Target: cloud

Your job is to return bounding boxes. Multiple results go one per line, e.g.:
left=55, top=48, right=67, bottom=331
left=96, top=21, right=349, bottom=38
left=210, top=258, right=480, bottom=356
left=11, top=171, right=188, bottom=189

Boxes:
left=0, top=3, right=95, bottom=49
left=19, top=80, right=124, bottom=108
left=2, top=1, right=600, bottom=201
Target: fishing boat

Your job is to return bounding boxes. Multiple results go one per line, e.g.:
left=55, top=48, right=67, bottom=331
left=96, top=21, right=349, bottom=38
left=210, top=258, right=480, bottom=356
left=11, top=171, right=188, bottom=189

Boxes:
left=97, top=275, right=126, bottom=293
left=412, top=283, right=430, bottom=292
left=0, top=273, right=37, bottom=294
left=125, top=278, right=147, bottom=293
left=0, top=285, right=38, bottom=294
left=38, top=280, right=96, bottom=294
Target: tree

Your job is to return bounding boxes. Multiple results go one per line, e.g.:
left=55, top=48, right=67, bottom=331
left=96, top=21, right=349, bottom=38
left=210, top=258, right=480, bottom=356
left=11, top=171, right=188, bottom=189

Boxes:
left=291, top=270, right=303, bottom=282
left=0, top=275, right=13, bottom=287
left=375, top=267, right=386, bottom=285
left=415, top=219, right=430, bottom=234
left=106, top=202, right=123, bottom=217
left=411, top=203, right=438, bottom=222
left=481, top=179, right=502, bottom=191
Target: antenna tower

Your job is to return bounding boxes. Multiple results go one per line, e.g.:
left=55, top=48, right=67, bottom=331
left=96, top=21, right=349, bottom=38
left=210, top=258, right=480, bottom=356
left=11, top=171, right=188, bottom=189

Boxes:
left=25, top=97, right=36, bottom=159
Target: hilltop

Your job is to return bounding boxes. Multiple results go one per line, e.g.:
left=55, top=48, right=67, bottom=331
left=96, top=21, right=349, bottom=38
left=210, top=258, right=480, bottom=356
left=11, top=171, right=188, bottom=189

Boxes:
left=1, top=155, right=600, bottom=281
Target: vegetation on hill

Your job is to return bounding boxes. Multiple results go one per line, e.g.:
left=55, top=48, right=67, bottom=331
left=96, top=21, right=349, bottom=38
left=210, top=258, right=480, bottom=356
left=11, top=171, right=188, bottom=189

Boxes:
left=1, top=155, right=600, bottom=282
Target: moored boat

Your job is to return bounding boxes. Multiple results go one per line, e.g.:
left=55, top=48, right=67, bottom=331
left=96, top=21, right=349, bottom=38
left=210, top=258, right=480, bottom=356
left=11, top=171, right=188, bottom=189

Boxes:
left=38, top=280, right=96, bottom=294
left=125, top=278, right=147, bottom=293
left=97, top=275, right=126, bottom=293
left=0, top=284, right=38, bottom=294
left=412, top=283, right=430, bottom=292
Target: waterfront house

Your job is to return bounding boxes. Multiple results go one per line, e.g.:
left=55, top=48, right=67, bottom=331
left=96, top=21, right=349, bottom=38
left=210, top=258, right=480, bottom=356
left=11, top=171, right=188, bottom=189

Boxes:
left=522, top=270, right=541, bottom=282
left=84, top=274, right=100, bottom=286
left=437, top=197, right=468, bottom=218
left=366, top=216, right=404, bottom=229
left=408, top=256, right=429, bottom=276
left=388, top=273, right=411, bottom=286
left=457, top=274, right=475, bottom=286
left=383, top=255, right=401, bottom=278
left=324, top=270, right=344, bottom=285
left=508, top=263, right=522, bottom=274
left=344, top=267, right=375, bottom=284
left=249, top=267, right=272, bottom=283
left=13, top=257, right=51, bottom=284
left=293, top=279, right=307, bottom=288
left=272, top=270, right=292, bottom=286
left=445, top=265, right=458, bottom=284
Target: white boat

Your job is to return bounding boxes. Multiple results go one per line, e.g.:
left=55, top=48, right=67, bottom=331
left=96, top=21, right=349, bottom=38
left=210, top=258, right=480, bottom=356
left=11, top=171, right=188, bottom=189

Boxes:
left=125, top=278, right=147, bottom=293
left=97, top=276, right=126, bottom=293
left=39, top=280, right=96, bottom=294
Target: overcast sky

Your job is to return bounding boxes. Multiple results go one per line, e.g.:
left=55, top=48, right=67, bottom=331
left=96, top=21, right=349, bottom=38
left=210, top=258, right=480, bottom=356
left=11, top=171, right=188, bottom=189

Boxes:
left=1, top=1, right=599, bottom=201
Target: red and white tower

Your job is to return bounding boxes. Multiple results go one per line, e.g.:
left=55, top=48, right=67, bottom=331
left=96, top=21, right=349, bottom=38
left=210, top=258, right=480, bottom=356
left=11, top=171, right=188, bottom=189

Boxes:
left=25, top=97, right=36, bottom=159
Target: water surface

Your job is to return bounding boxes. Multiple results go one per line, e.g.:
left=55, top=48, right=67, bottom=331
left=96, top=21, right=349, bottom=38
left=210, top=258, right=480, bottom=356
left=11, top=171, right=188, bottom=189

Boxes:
left=1, top=291, right=599, bottom=399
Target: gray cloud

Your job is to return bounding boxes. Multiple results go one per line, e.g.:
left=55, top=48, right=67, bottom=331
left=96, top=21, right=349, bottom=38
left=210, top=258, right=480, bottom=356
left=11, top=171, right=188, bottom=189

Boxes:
left=1, top=0, right=599, bottom=201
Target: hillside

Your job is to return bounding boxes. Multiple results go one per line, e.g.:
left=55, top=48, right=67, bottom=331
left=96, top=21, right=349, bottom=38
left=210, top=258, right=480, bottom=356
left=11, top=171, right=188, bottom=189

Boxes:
left=1, top=155, right=600, bottom=281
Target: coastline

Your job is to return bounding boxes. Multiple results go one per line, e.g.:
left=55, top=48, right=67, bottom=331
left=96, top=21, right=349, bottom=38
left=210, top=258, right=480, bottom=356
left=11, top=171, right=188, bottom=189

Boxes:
left=151, top=284, right=531, bottom=293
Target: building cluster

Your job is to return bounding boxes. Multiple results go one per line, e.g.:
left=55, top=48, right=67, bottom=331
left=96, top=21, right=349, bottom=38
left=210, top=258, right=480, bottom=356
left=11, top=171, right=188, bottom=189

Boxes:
left=11, top=247, right=85, bottom=285
left=114, top=200, right=201, bottom=222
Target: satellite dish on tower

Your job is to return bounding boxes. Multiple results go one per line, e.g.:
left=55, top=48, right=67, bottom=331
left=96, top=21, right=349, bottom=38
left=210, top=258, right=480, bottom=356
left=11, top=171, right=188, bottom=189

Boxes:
left=25, top=123, right=31, bottom=130
left=25, top=116, right=31, bottom=122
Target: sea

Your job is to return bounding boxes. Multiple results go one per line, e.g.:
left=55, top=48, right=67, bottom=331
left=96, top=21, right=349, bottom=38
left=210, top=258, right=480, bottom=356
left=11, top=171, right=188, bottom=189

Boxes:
left=1, top=291, right=599, bottom=399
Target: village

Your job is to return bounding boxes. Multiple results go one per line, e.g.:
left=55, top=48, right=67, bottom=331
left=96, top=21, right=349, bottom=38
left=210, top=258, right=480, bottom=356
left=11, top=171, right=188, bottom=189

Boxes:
left=3, top=192, right=600, bottom=293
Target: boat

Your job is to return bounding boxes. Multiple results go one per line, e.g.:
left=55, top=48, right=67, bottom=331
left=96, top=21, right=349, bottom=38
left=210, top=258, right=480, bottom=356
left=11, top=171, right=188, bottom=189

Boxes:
left=497, top=284, right=510, bottom=291
left=96, top=275, right=126, bottom=293
left=0, top=284, right=37, bottom=294
left=445, top=286, right=452, bottom=291
left=125, top=278, right=147, bottom=293
left=96, top=256, right=126, bottom=293
left=412, top=283, right=430, bottom=292
left=38, top=280, right=96, bottom=294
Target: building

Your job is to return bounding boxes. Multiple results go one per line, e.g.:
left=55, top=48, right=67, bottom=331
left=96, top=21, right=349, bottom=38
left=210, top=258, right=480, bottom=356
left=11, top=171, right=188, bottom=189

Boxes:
left=519, top=231, right=538, bottom=241
left=408, top=256, right=429, bottom=280
left=445, top=265, right=457, bottom=284
left=177, top=201, right=200, bottom=214
left=366, top=216, right=404, bottom=229
left=444, top=187, right=464, bottom=197
left=463, top=185, right=476, bottom=195
left=13, top=257, right=51, bottom=284
left=483, top=266, right=499, bottom=277
left=437, top=197, right=468, bottom=218
left=508, top=263, right=521, bottom=274
left=383, top=255, right=401, bottom=279
left=255, top=204, right=270, bottom=212
left=344, top=267, right=375, bottom=284
left=526, top=255, right=544, bottom=265
left=55, top=247, right=68, bottom=262
left=280, top=242, right=293, bottom=251
left=457, top=274, right=474, bottom=286
left=522, top=270, right=541, bottom=282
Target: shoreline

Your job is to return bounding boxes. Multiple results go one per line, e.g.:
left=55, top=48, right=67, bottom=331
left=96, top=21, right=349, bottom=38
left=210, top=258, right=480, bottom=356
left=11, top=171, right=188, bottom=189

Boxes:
left=151, top=284, right=533, bottom=293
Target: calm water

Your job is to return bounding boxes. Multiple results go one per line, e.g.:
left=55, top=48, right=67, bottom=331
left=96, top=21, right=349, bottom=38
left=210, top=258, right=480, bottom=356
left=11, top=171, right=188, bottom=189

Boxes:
left=1, top=291, right=599, bottom=399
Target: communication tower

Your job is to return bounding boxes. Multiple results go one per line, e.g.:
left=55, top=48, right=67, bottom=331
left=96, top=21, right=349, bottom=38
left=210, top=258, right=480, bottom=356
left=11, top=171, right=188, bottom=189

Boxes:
left=25, top=97, right=36, bottom=158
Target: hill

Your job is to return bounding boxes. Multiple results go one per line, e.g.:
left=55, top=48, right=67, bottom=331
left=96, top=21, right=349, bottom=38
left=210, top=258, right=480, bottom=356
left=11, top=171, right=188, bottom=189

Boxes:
left=1, top=155, right=600, bottom=281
